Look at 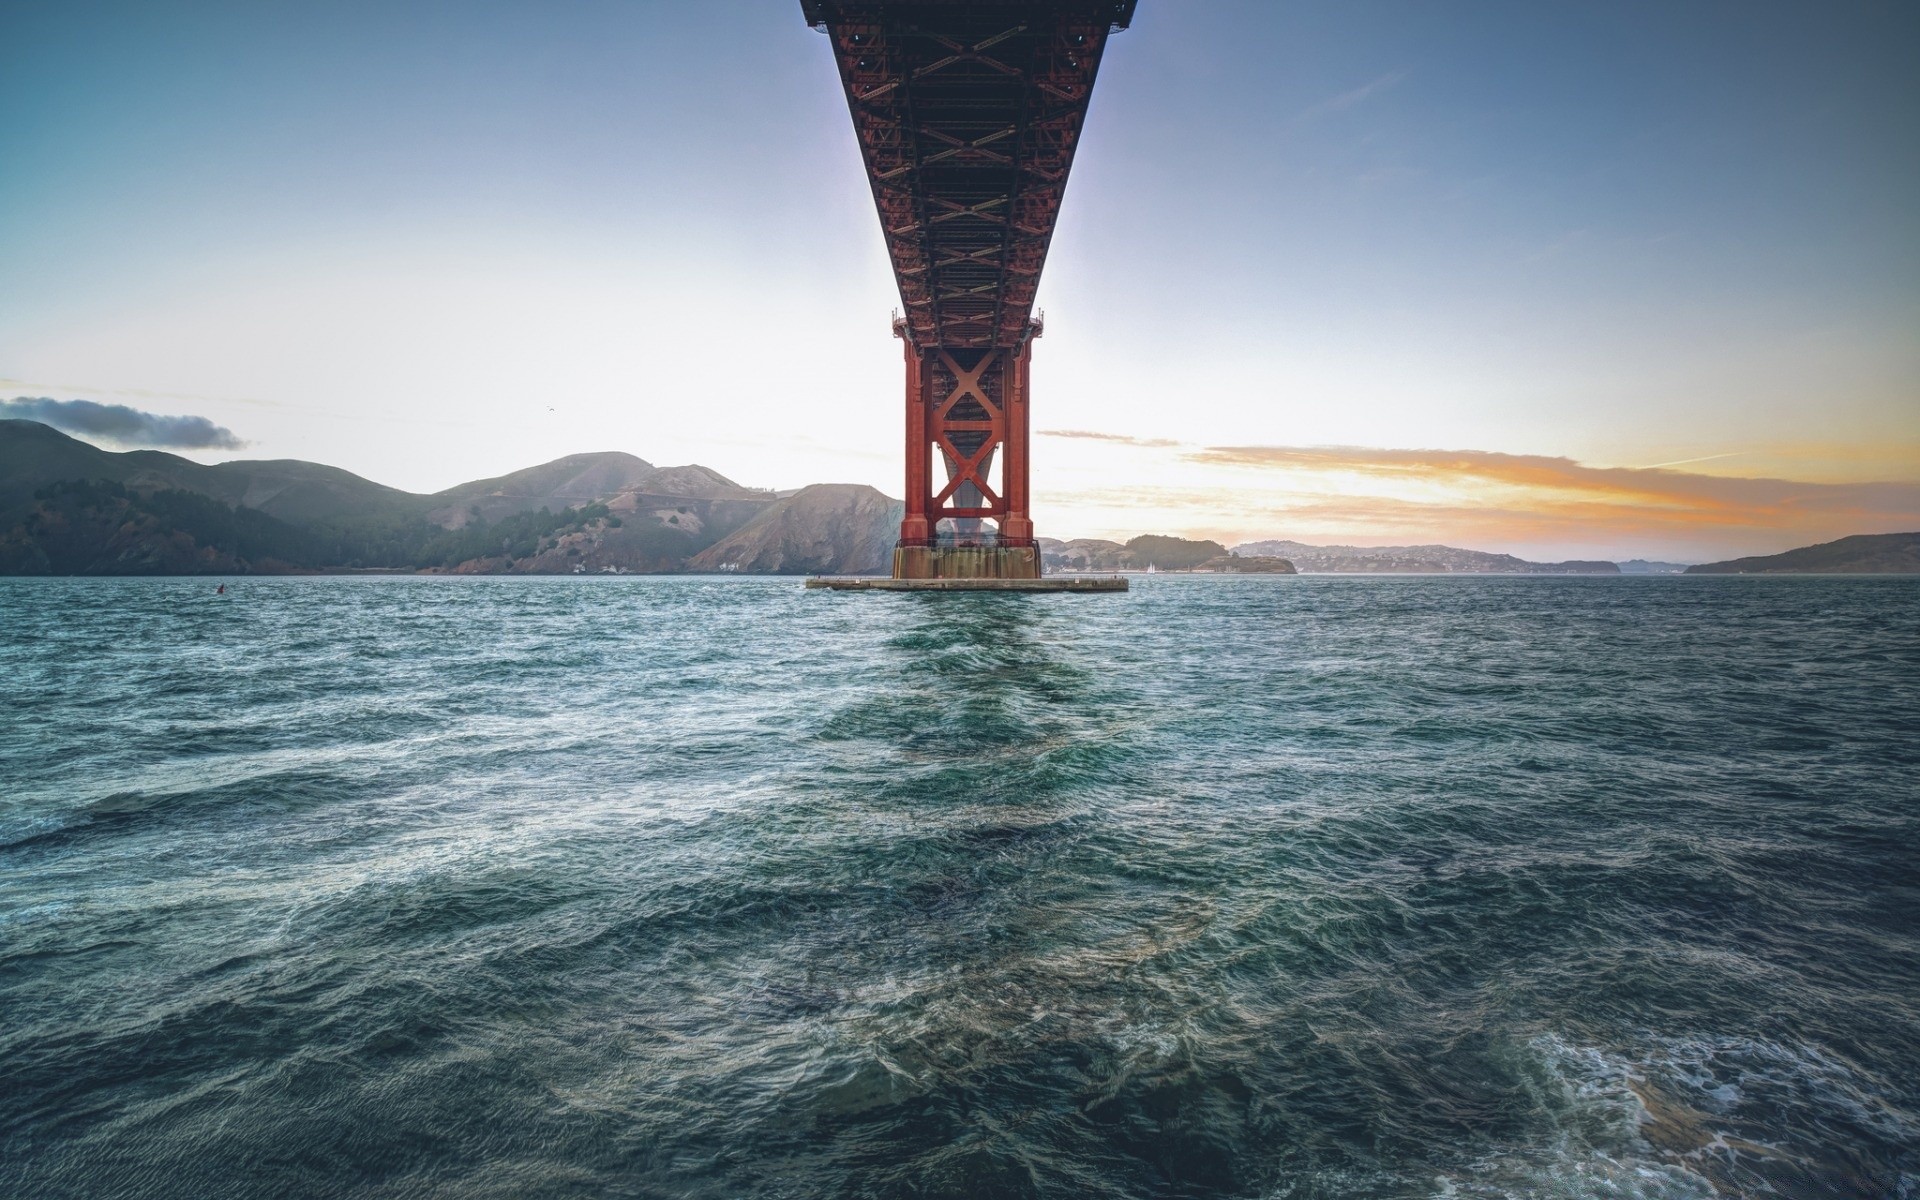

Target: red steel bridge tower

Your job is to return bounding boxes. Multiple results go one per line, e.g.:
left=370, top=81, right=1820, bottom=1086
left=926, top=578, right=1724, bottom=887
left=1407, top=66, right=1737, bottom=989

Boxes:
left=802, top=0, right=1136, bottom=582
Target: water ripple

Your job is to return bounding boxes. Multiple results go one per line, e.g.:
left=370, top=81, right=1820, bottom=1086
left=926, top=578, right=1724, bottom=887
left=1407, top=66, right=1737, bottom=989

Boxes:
left=1, top=575, right=1915, bottom=1198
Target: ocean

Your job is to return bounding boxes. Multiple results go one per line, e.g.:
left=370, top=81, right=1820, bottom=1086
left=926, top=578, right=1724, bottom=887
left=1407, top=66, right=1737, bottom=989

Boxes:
left=2, top=575, right=1915, bottom=1199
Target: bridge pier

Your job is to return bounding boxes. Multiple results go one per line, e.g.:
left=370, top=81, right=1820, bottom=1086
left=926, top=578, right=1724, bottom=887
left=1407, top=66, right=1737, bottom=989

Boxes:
left=802, top=0, right=1135, bottom=593
left=893, top=321, right=1040, bottom=580
left=892, top=544, right=1041, bottom=580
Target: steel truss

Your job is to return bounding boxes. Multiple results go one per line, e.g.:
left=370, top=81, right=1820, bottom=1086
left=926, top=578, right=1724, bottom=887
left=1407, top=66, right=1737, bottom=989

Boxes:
left=802, top=0, right=1134, bottom=558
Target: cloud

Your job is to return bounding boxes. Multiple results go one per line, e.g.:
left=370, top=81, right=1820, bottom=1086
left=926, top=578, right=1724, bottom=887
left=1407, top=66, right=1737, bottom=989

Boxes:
left=1040, top=428, right=1182, bottom=448
left=1, top=397, right=247, bottom=449
left=1294, top=71, right=1407, bottom=123
left=1036, top=443, right=1920, bottom=559
left=1182, top=445, right=1920, bottom=526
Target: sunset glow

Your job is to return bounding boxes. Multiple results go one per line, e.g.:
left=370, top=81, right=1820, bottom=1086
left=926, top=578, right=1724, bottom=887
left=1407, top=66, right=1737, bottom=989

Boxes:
left=3, top=2, right=1915, bottom=560
left=1033, top=437, right=1920, bottom=561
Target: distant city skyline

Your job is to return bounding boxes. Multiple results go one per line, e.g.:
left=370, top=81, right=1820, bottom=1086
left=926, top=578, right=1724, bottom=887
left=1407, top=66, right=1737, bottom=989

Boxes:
left=3, top=1, right=1915, bottom=560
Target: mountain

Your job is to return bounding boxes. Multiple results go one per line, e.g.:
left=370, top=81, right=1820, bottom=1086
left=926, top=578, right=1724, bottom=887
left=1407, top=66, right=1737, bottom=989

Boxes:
left=1040, top=538, right=1130, bottom=571
left=1037, top=535, right=1230, bottom=571
left=1126, top=535, right=1229, bottom=570
left=1233, top=539, right=1619, bottom=574
left=24, top=421, right=1894, bottom=579
left=690, top=485, right=901, bottom=575
left=1684, top=532, right=1920, bottom=574
left=0, top=421, right=787, bottom=575
left=1199, top=555, right=1297, bottom=573
left=0, top=418, right=421, bottom=523
left=0, top=419, right=197, bottom=506
left=200, top=459, right=427, bottom=524
left=622, top=464, right=764, bottom=500
left=1617, top=559, right=1693, bottom=574
left=0, top=479, right=317, bottom=575
left=426, top=452, right=656, bottom=527
left=600, top=465, right=778, bottom=554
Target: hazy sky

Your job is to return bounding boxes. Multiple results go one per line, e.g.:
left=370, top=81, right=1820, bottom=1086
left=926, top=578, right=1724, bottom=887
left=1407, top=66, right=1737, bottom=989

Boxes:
left=3, top=0, right=1916, bottom=559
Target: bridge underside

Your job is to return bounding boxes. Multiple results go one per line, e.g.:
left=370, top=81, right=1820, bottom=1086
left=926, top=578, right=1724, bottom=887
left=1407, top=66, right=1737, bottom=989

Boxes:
left=803, top=0, right=1134, bottom=580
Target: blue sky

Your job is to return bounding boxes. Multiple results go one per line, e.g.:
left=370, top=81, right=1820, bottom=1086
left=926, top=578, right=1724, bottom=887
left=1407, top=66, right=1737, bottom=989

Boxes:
left=2, top=1, right=1915, bottom=558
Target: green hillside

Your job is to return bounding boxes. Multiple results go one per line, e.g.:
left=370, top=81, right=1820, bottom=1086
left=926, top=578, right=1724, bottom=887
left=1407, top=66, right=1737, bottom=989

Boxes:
left=1685, top=532, right=1920, bottom=574
left=0, top=418, right=422, bottom=524
left=0, top=421, right=780, bottom=574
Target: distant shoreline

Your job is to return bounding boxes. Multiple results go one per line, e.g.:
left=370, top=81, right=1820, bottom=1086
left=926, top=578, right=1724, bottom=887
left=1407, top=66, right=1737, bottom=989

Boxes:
left=8, top=571, right=1918, bottom=581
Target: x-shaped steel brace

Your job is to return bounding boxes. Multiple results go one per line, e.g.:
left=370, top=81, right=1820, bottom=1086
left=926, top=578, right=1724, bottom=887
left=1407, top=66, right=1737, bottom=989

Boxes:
left=919, top=124, right=1018, bottom=167
left=933, top=245, right=1003, bottom=270
left=932, top=351, right=1000, bottom=422
left=930, top=351, right=1005, bottom=509
left=916, top=26, right=1026, bottom=79
left=933, top=440, right=1003, bottom=510
left=928, top=197, right=1007, bottom=225
left=937, top=282, right=1000, bottom=301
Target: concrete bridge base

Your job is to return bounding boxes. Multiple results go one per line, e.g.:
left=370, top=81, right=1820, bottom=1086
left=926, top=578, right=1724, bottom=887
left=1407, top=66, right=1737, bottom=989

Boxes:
left=806, top=575, right=1126, bottom=593
left=891, top=544, right=1040, bottom=581
left=807, top=543, right=1125, bottom=591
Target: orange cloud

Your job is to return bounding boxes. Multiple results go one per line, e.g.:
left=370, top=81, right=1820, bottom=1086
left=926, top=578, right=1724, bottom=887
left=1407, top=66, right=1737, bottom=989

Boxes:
left=1039, top=444, right=1920, bottom=559
left=1186, top=445, right=1920, bottom=524
left=1040, top=429, right=1183, bottom=448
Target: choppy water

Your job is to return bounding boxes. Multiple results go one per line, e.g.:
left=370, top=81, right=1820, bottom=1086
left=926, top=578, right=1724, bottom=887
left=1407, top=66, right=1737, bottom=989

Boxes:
left=2, top=575, right=1917, bottom=1199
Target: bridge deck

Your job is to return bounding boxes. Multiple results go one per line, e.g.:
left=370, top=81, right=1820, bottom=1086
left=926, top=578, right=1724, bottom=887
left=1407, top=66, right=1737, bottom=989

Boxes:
left=803, top=1, right=1136, bottom=348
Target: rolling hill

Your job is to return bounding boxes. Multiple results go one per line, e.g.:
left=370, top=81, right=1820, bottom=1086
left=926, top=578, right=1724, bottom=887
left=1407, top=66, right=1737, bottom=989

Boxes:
left=0, top=418, right=422, bottom=523
left=9, top=421, right=1906, bottom=579
left=690, top=485, right=901, bottom=575
left=1685, top=532, right=1920, bottom=574
left=1233, top=539, right=1619, bottom=574
left=0, top=422, right=780, bottom=575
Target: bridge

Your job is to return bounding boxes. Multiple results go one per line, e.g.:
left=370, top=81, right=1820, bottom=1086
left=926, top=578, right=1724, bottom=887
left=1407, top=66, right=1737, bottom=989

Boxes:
left=801, top=0, right=1136, bottom=587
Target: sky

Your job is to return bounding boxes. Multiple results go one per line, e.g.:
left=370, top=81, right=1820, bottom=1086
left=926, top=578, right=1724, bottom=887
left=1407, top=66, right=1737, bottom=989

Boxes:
left=2, top=0, right=1916, bottom=561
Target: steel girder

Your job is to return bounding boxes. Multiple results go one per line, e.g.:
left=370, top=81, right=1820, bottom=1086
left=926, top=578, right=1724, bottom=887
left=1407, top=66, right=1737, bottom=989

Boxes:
left=803, top=1, right=1134, bottom=349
